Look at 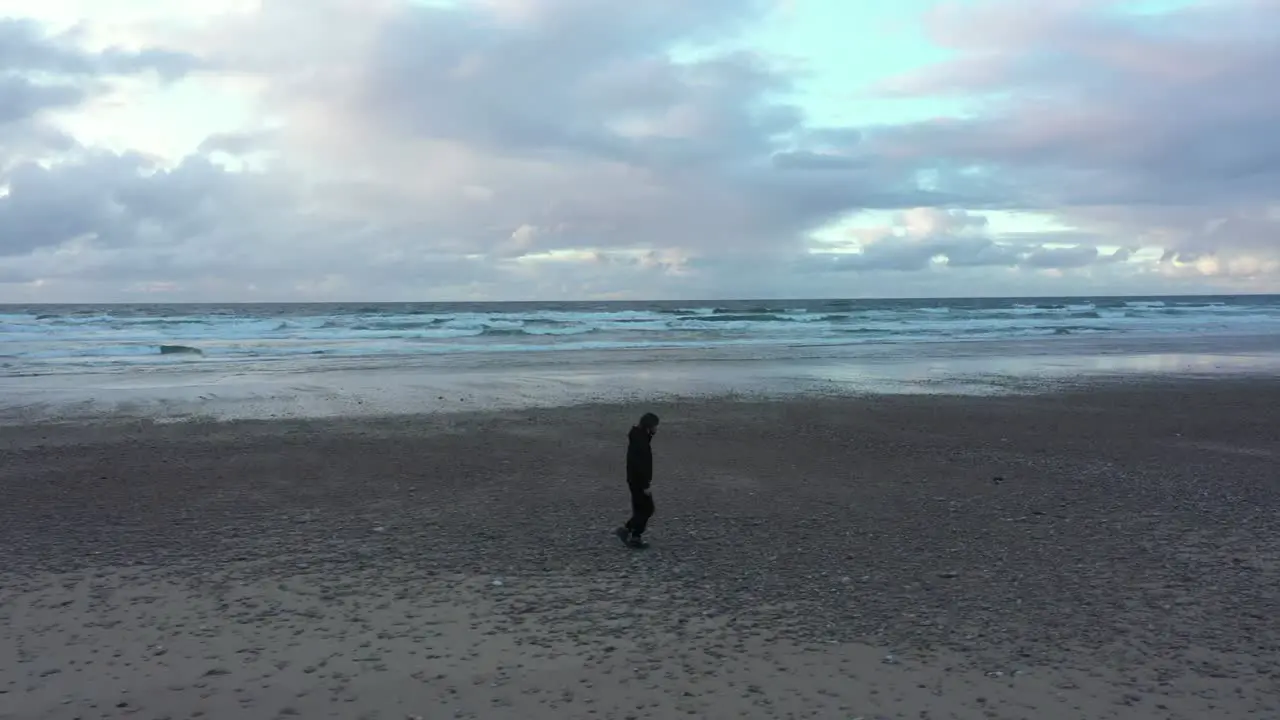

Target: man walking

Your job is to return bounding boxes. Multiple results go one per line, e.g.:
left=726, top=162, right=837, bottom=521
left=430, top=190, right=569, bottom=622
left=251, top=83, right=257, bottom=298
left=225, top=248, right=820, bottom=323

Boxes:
left=616, top=412, right=659, bottom=549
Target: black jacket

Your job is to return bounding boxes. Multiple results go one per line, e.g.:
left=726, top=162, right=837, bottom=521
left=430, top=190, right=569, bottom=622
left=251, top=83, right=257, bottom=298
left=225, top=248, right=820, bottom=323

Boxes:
left=626, top=425, right=653, bottom=489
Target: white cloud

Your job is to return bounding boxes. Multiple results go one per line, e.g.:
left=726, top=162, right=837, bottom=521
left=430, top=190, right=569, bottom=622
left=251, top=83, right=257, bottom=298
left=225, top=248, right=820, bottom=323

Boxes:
left=0, top=0, right=1273, bottom=300
left=865, top=0, right=1280, bottom=288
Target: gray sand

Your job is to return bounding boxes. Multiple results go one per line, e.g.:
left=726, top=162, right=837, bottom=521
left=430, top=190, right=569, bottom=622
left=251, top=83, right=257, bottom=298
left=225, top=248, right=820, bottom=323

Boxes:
left=3, top=380, right=1279, bottom=718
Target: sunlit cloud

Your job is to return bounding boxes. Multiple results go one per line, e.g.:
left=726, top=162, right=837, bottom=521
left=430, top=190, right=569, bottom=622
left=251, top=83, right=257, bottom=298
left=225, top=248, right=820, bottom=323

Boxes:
left=0, top=0, right=1276, bottom=301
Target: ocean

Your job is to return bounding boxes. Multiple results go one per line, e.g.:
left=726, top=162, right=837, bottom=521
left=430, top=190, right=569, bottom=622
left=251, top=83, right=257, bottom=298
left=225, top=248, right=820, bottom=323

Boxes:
left=4, top=295, right=1280, bottom=377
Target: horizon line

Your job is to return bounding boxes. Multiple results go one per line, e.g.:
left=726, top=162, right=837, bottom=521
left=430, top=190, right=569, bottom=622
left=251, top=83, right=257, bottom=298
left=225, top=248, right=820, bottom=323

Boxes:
left=2, top=292, right=1278, bottom=306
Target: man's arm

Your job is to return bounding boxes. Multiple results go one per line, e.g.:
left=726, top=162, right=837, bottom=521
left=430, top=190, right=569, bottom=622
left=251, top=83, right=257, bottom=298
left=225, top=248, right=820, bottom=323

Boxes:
left=626, top=454, right=653, bottom=491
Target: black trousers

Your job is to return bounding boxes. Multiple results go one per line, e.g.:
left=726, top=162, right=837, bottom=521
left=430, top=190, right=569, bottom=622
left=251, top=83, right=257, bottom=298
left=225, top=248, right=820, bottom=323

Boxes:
left=625, top=484, right=655, bottom=536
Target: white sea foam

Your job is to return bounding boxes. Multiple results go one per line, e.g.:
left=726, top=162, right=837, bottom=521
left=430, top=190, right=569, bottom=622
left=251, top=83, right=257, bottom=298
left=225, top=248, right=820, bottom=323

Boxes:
left=2, top=296, right=1279, bottom=378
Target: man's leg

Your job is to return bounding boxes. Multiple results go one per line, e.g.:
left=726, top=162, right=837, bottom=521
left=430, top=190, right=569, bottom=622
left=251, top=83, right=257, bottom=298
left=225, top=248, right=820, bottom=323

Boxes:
left=619, top=484, right=643, bottom=545
left=624, top=485, right=641, bottom=534
left=628, top=488, right=654, bottom=537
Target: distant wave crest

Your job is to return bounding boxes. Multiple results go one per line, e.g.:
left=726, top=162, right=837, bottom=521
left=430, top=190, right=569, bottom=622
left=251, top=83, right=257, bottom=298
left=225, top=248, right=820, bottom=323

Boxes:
left=0, top=296, right=1275, bottom=372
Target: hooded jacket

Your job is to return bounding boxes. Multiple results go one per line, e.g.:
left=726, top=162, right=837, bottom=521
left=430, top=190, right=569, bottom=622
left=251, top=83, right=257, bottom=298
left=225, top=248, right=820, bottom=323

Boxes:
left=626, top=425, right=653, bottom=489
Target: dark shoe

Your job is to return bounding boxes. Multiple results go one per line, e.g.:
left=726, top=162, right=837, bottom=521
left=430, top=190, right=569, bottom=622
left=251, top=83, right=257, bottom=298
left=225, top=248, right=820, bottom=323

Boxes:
left=615, top=526, right=631, bottom=546
left=627, top=535, right=649, bottom=549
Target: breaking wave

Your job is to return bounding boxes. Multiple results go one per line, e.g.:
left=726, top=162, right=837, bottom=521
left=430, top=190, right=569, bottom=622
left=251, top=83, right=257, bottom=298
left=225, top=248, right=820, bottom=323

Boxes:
left=2, top=295, right=1277, bottom=372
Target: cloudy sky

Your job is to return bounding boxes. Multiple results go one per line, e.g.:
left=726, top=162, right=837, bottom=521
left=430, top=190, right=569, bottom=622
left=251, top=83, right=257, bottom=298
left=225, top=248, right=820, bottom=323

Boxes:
left=0, top=0, right=1277, bottom=302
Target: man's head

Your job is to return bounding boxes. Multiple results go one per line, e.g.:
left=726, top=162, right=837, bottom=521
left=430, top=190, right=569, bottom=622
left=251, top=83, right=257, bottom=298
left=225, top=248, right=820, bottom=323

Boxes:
left=638, top=412, right=660, bottom=436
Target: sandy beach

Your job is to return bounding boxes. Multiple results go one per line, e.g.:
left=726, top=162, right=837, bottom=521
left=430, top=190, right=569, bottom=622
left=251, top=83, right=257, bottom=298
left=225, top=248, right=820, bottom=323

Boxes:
left=3, top=379, right=1279, bottom=719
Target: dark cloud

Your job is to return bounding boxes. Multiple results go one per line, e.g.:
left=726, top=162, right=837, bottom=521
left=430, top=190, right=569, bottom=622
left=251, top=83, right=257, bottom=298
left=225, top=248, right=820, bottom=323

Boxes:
left=771, top=150, right=865, bottom=170
left=0, top=153, right=226, bottom=255
left=1021, top=245, right=1099, bottom=270
left=207, top=0, right=941, bottom=264
left=0, top=76, right=84, bottom=124
left=0, top=18, right=199, bottom=79
left=0, top=15, right=216, bottom=266
left=0, top=144, right=553, bottom=300
left=0, top=16, right=204, bottom=172
left=356, top=4, right=770, bottom=156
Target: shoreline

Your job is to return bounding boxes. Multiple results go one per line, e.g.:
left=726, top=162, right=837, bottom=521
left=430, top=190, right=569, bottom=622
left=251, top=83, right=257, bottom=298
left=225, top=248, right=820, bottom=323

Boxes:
left=5, top=332, right=1280, bottom=425
left=2, top=372, right=1279, bottom=430
left=4, top=381, right=1279, bottom=718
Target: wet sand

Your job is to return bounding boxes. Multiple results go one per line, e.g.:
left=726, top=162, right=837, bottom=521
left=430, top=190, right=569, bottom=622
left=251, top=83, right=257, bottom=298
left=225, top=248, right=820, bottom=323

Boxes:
left=7, top=331, right=1280, bottom=426
left=3, top=379, right=1279, bottom=719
